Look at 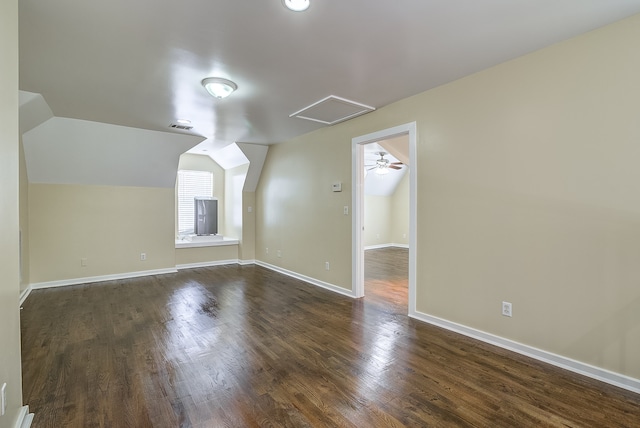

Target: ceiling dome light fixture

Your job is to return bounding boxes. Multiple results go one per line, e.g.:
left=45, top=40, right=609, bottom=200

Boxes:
left=201, top=77, right=238, bottom=99
left=282, top=0, right=310, bottom=12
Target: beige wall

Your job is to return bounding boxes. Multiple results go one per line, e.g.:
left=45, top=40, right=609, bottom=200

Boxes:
left=175, top=245, right=238, bottom=265
left=408, top=15, right=640, bottom=380
left=240, top=192, right=256, bottom=261
left=256, top=130, right=353, bottom=289
left=19, top=139, right=31, bottom=291
left=364, top=195, right=391, bottom=247
left=256, top=14, right=640, bottom=381
left=0, top=0, right=25, bottom=426
left=26, top=153, right=252, bottom=283
left=390, top=171, right=409, bottom=245
left=364, top=173, right=410, bottom=247
left=29, top=184, right=176, bottom=283
left=224, top=163, right=249, bottom=240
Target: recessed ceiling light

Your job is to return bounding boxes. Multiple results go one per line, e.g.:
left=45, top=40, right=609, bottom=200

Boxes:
left=202, top=77, right=238, bottom=99
left=176, top=119, right=191, bottom=125
left=282, top=0, right=310, bottom=12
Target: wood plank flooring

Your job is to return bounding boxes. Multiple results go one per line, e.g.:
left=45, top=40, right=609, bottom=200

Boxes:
left=21, top=248, right=640, bottom=427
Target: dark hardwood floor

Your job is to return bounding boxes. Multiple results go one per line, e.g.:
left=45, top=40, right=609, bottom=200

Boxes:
left=365, top=246, right=409, bottom=310
left=21, top=248, right=639, bottom=427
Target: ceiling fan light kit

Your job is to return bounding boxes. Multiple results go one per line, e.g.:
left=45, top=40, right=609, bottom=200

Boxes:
left=366, top=151, right=403, bottom=175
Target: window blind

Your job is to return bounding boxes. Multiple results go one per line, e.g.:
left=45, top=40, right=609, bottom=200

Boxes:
left=177, top=170, right=214, bottom=235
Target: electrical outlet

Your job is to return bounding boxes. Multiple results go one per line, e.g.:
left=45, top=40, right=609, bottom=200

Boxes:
left=502, top=301, right=512, bottom=317
left=81, top=258, right=87, bottom=267
left=325, top=262, right=330, bottom=271
left=1, top=382, right=6, bottom=416
left=343, top=206, right=349, bottom=215
left=277, top=250, right=282, bottom=258
left=266, top=247, right=269, bottom=254
left=140, top=253, right=146, bottom=261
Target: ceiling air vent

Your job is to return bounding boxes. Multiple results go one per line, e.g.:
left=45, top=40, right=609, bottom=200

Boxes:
left=290, top=95, right=375, bottom=125
left=169, top=123, right=194, bottom=131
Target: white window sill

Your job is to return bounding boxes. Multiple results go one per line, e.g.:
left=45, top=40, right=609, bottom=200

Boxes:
left=175, top=236, right=239, bottom=249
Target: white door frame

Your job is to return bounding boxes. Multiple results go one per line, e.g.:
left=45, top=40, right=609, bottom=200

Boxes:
left=352, top=122, right=417, bottom=316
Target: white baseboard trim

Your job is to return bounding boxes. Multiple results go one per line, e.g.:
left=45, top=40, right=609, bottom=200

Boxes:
left=22, top=261, right=638, bottom=395
left=176, top=259, right=238, bottom=270
left=364, top=243, right=409, bottom=250
left=19, top=286, right=32, bottom=306
left=364, top=243, right=391, bottom=250
left=391, top=243, right=410, bottom=249
left=14, top=406, right=34, bottom=428
left=255, top=261, right=356, bottom=298
left=30, top=268, right=178, bottom=290
left=411, top=310, right=640, bottom=395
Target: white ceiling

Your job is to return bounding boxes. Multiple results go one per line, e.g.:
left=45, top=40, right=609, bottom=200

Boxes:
left=19, top=1, right=640, bottom=155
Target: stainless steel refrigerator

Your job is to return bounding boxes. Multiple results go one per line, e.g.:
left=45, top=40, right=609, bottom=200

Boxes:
left=194, top=197, right=218, bottom=235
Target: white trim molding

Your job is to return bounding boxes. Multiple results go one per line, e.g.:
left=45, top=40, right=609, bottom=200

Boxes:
left=255, top=261, right=355, bottom=299
left=391, top=243, right=410, bottom=249
left=14, top=406, right=34, bottom=428
left=175, top=237, right=239, bottom=249
left=21, top=258, right=639, bottom=395
left=19, top=286, right=32, bottom=306
left=364, top=243, right=409, bottom=250
left=30, top=268, right=178, bottom=290
left=352, top=121, right=417, bottom=315
left=411, top=310, right=640, bottom=395
left=176, top=260, right=238, bottom=270
left=364, top=243, right=391, bottom=250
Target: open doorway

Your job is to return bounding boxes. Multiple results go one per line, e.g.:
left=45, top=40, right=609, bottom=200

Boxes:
left=352, top=122, right=417, bottom=316
left=362, top=140, right=409, bottom=309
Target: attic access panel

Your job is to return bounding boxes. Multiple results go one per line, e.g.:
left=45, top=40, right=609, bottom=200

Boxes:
left=290, top=95, right=375, bottom=125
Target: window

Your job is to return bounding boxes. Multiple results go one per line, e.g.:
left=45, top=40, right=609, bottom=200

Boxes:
left=177, top=170, right=213, bottom=235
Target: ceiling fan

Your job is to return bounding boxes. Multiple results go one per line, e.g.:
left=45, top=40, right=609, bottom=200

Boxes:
left=366, top=151, right=403, bottom=174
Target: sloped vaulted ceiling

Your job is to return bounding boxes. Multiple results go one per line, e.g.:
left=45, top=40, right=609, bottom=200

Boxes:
left=20, top=92, right=204, bottom=188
